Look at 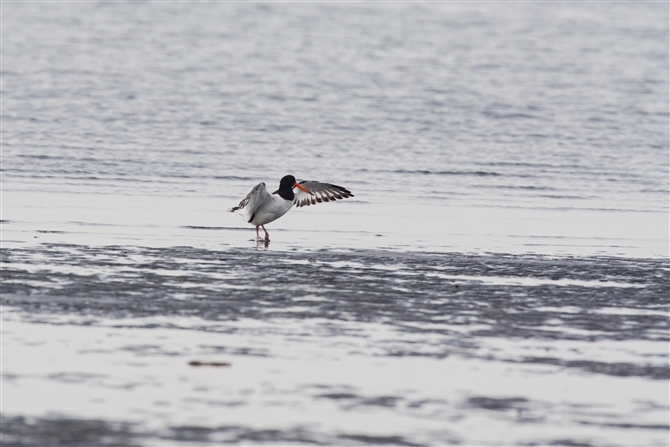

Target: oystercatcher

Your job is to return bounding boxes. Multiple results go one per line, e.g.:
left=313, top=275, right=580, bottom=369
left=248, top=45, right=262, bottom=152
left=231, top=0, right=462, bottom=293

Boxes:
left=229, top=175, right=354, bottom=241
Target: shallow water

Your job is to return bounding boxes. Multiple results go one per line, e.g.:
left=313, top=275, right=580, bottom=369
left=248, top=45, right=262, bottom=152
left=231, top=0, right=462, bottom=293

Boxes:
left=1, top=2, right=669, bottom=446
left=3, top=1, right=668, bottom=257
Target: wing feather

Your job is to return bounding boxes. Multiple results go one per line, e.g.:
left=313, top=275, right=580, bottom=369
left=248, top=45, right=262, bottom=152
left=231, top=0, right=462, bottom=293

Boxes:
left=229, top=182, right=273, bottom=223
left=293, top=181, right=354, bottom=208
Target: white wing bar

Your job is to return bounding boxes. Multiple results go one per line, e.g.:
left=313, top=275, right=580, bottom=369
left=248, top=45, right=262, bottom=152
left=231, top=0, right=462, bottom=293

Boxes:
left=293, top=181, right=354, bottom=208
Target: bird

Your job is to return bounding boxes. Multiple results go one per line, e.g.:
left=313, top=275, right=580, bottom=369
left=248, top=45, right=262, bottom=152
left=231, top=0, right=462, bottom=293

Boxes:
left=229, top=175, right=354, bottom=241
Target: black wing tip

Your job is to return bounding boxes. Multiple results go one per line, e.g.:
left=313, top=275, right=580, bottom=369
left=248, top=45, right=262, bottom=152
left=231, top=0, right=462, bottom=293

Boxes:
left=333, top=185, right=354, bottom=198
left=331, top=186, right=354, bottom=199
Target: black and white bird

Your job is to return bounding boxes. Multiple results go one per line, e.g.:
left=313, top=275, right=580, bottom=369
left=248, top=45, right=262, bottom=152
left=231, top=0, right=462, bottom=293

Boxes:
left=229, top=175, right=354, bottom=241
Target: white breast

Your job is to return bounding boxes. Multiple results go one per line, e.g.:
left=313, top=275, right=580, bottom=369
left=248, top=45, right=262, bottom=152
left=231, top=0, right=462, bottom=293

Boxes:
left=249, top=195, right=293, bottom=226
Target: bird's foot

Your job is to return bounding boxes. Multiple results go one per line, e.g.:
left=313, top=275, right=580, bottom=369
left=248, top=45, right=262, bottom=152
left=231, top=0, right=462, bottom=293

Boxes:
left=255, top=238, right=270, bottom=248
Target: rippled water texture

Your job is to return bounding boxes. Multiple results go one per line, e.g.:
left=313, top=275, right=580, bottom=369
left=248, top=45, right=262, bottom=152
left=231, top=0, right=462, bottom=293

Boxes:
left=2, top=2, right=669, bottom=446
left=3, top=1, right=668, bottom=256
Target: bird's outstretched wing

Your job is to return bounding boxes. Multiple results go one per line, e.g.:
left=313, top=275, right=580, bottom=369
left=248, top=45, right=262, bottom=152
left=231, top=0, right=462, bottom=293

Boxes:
left=293, top=181, right=354, bottom=208
left=229, top=182, right=273, bottom=223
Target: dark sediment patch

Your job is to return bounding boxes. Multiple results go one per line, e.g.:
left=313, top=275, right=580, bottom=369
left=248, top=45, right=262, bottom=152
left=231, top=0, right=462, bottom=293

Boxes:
left=0, top=415, right=142, bottom=447
left=2, top=245, right=667, bottom=334
left=518, top=358, right=670, bottom=380
left=0, top=414, right=445, bottom=446
left=466, top=396, right=529, bottom=411
left=1, top=244, right=668, bottom=380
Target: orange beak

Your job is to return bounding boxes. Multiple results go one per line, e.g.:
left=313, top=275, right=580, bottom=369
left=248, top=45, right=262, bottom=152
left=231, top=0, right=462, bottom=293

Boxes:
left=294, top=182, right=313, bottom=195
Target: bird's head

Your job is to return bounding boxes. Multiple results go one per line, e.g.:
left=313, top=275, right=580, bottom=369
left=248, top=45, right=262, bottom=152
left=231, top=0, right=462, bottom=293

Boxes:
left=279, top=175, right=311, bottom=194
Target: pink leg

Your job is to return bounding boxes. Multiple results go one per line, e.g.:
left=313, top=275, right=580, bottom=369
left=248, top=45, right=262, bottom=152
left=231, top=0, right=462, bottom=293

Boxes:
left=261, top=225, right=270, bottom=241
left=255, top=226, right=260, bottom=240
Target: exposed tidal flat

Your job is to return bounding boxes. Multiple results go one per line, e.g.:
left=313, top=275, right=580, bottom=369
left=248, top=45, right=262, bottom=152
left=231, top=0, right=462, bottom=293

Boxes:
left=1, top=244, right=669, bottom=446
left=2, top=0, right=669, bottom=445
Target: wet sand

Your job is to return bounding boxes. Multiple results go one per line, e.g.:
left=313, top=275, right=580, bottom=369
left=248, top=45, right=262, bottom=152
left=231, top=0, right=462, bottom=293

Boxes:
left=2, top=244, right=668, bottom=446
